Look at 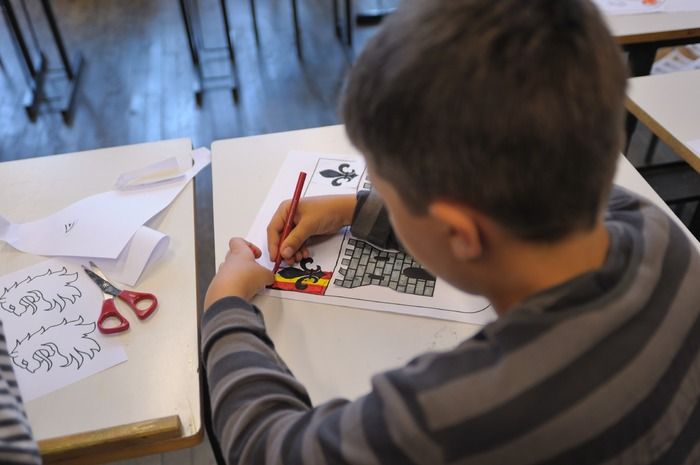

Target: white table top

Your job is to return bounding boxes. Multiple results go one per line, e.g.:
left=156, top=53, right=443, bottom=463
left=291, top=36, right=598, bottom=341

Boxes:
left=211, top=125, right=698, bottom=405
left=0, top=140, right=201, bottom=451
left=606, top=10, right=700, bottom=44
left=627, top=68, right=700, bottom=172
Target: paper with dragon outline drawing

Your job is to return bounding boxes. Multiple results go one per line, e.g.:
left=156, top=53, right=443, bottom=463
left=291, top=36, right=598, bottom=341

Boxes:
left=245, top=151, right=496, bottom=324
left=0, top=259, right=127, bottom=401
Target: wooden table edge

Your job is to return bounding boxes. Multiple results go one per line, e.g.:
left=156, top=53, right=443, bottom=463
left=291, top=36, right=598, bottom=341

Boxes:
left=616, top=27, right=700, bottom=45
left=625, top=95, right=700, bottom=173
left=39, top=414, right=203, bottom=465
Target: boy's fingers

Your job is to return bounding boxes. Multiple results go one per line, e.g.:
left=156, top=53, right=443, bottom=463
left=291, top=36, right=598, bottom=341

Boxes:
left=279, top=223, right=315, bottom=259
left=229, top=237, right=258, bottom=257
left=266, top=202, right=291, bottom=258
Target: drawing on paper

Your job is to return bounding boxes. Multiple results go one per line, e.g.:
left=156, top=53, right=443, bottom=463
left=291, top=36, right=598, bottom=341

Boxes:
left=271, top=258, right=333, bottom=295
left=334, top=238, right=436, bottom=297
left=250, top=151, right=495, bottom=324
left=319, top=163, right=358, bottom=186
left=0, top=267, right=82, bottom=317
left=10, top=316, right=101, bottom=374
left=64, top=220, right=77, bottom=234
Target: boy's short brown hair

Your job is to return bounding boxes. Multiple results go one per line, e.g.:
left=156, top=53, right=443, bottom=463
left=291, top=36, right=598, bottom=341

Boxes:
left=342, top=0, right=628, bottom=241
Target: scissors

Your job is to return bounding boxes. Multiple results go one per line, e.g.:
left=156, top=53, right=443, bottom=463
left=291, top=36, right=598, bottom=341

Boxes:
left=82, top=261, right=158, bottom=334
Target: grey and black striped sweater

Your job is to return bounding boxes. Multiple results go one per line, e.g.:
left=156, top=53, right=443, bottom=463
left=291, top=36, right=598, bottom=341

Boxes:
left=0, top=323, right=40, bottom=465
left=202, top=186, right=700, bottom=465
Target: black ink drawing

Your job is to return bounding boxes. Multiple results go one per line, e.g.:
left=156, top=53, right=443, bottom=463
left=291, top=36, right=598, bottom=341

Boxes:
left=320, top=163, right=358, bottom=186
left=64, top=220, right=77, bottom=234
left=10, top=316, right=101, bottom=374
left=334, top=238, right=436, bottom=296
left=0, top=267, right=82, bottom=317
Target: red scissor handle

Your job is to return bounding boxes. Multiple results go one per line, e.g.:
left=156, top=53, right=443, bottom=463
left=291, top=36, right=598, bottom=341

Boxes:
left=118, top=290, right=158, bottom=320
left=98, top=299, right=130, bottom=334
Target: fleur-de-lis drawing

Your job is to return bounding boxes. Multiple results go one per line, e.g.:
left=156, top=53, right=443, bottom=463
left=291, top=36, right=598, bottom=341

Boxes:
left=319, top=163, right=358, bottom=186
left=278, top=258, right=326, bottom=290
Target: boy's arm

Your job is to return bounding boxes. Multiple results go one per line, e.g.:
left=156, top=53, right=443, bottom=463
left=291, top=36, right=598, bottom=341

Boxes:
left=350, top=188, right=400, bottom=250
left=202, top=297, right=443, bottom=465
left=0, top=324, right=41, bottom=465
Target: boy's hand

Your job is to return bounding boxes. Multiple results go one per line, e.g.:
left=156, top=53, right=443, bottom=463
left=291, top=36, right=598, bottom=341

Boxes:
left=204, top=238, right=274, bottom=308
left=267, top=195, right=357, bottom=265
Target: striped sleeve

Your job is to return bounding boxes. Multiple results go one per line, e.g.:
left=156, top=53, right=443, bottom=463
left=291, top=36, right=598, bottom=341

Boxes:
left=0, top=325, right=41, bottom=465
left=350, top=188, right=399, bottom=250
left=201, top=296, right=491, bottom=465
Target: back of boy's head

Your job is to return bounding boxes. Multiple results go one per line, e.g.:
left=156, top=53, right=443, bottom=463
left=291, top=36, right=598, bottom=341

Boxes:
left=342, top=0, right=628, bottom=242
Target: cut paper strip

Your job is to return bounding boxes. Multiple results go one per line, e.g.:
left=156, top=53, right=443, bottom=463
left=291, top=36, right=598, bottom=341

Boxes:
left=64, top=226, right=169, bottom=287
left=0, top=259, right=128, bottom=401
left=115, top=153, right=191, bottom=190
left=0, top=148, right=209, bottom=259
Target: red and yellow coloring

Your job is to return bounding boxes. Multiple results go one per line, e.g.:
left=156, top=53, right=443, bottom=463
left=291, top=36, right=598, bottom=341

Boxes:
left=269, top=258, right=332, bottom=296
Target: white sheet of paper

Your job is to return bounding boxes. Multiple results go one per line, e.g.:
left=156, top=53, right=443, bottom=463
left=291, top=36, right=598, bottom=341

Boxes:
left=0, top=259, right=128, bottom=401
left=686, top=139, right=700, bottom=158
left=593, top=0, right=669, bottom=15
left=115, top=154, right=191, bottom=190
left=594, top=0, right=666, bottom=14
left=246, top=151, right=496, bottom=324
left=64, top=226, right=169, bottom=287
left=0, top=148, right=209, bottom=259
left=595, top=0, right=700, bottom=14
left=652, top=49, right=696, bottom=74
left=666, top=0, right=700, bottom=11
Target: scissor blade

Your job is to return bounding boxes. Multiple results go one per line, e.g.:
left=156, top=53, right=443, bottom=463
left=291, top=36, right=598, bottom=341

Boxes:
left=82, top=266, right=121, bottom=297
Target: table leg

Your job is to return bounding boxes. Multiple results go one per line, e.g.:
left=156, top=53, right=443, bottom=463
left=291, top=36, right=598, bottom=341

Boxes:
left=624, top=43, right=657, bottom=149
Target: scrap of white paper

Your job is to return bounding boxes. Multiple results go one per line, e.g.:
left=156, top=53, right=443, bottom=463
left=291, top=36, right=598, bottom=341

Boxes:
left=686, top=139, right=700, bottom=158
left=115, top=154, right=191, bottom=190
left=652, top=49, right=697, bottom=74
left=593, top=0, right=666, bottom=15
left=0, top=148, right=209, bottom=259
left=246, top=151, right=496, bottom=325
left=0, top=259, right=128, bottom=401
left=64, top=226, right=169, bottom=287
left=665, top=0, right=700, bottom=11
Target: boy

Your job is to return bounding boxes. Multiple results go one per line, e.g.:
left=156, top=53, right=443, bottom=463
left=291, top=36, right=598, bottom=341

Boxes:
left=203, top=0, right=700, bottom=463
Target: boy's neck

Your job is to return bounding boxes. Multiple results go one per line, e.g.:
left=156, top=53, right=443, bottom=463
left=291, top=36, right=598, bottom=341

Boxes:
left=485, top=222, right=610, bottom=315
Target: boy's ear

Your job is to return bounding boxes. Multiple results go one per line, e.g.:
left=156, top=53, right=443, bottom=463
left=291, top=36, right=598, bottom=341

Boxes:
left=428, top=201, right=484, bottom=260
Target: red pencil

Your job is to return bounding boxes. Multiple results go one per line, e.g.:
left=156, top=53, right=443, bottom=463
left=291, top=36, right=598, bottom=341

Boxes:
left=272, top=171, right=307, bottom=274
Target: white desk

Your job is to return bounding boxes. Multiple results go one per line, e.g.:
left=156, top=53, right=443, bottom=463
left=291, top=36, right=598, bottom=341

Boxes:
left=607, top=11, right=700, bottom=46
left=626, top=68, right=700, bottom=173
left=0, top=140, right=202, bottom=464
left=211, top=125, right=697, bottom=405
left=605, top=10, right=700, bottom=77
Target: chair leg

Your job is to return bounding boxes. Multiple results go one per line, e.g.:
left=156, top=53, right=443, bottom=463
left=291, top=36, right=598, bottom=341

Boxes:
left=332, top=0, right=341, bottom=38
left=690, top=202, right=700, bottom=241
left=344, top=0, right=352, bottom=47
left=291, top=0, right=302, bottom=59
left=249, top=0, right=260, bottom=45
left=643, top=134, right=659, bottom=166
